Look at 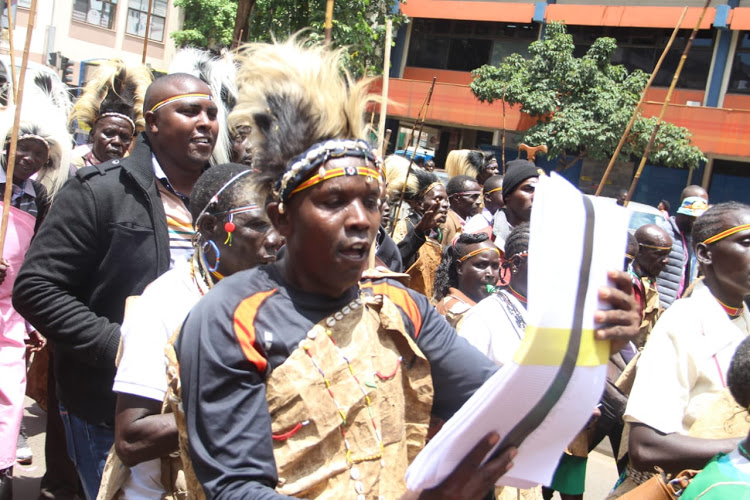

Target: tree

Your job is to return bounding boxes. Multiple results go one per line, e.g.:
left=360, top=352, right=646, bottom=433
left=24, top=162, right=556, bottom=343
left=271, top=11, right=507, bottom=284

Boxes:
left=246, top=0, right=408, bottom=78
left=172, top=0, right=238, bottom=48
left=470, top=22, right=706, bottom=170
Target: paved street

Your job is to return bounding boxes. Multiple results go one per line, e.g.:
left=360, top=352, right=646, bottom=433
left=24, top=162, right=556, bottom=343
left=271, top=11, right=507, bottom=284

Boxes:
left=14, top=397, right=620, bottom=500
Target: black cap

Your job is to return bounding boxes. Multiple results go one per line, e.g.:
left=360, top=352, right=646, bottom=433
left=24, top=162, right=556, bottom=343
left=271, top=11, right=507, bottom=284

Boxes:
left=502, top=159, right=539, bottom=198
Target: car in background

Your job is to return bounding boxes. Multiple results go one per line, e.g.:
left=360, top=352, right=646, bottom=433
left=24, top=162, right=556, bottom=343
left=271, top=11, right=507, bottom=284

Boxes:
left=587, top=195, right=665, bottom=233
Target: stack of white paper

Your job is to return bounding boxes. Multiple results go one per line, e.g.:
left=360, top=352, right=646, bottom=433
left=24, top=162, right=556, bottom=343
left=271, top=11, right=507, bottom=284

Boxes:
left=405, top=173, right=629, bottom=491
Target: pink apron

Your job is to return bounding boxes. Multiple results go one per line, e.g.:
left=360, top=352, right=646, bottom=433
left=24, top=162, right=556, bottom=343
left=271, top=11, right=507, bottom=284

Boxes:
left=0, top=203, right=35, bottom=469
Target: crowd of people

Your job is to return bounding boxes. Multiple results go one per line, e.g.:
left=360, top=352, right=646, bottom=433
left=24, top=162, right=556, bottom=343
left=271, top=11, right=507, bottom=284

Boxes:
left=0, top=34, right=747, bottom=500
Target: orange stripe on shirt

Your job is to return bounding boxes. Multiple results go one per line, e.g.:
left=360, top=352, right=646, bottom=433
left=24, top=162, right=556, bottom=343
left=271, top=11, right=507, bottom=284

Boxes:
left=362, top=282, right=423, bottom=338
left=233, top=289, right=277, bottom=373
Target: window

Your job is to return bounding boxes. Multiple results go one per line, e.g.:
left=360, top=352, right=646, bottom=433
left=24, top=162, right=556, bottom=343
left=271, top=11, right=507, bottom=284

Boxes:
left=71, top=0, right=118, bottom=29
left=569, top=26, right=715, bottom=90
left=728, top=32, right=750, bottom=94
left=126, top=0, right=167, bottom=42
left=407, top=19, right=537, bottom=72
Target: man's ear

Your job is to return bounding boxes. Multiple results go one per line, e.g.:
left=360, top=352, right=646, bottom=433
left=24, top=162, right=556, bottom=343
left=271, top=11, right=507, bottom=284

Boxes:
left=266, top=202, right=292, bottom=237
left=144, top=110, right=158, bottom=135
left=695, top=242, right=712, bottom=267
left=197, top=214, right=219, bottom=239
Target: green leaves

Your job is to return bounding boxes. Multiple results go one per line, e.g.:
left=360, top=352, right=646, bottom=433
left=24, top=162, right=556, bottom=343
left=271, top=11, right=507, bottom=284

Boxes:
left=172, top=0, right=238, bottom=48
left=470, top=22, right=705, bottom=169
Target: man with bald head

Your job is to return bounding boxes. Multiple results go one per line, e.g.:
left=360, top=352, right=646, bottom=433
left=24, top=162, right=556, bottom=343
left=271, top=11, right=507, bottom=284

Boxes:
left=630, top=224, right=672, bottom=347
left=656, top=185, right=709, bottom=308
left=13, top=74, right=219, bottom=498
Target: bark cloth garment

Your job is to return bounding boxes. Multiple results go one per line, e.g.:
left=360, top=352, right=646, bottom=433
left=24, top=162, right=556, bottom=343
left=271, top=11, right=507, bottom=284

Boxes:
left=628, top=266, right=662, bottom=349
left=435, top=288, right=476, bottom=330
left=392, top=213, right=443, bottom=300
left=439, top=210, right=463, bottom=249
left=171, top=263, right=497, bottom=498
left=0, top=204, right=36, bottom=470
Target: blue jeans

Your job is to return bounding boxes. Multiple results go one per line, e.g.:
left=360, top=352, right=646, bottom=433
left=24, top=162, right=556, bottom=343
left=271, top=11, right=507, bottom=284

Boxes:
left=58, top=404, right=114, bottom=500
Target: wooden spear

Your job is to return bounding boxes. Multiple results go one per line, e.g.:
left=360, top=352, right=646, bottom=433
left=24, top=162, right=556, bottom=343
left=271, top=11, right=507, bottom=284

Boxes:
left=377, top=17, right=392, bottom=156
left=141, top=0, right=154, bottom=64
left=624, top=1, right=711, bottom=206
left=501, top=84, right=506, bottom=173
left=324, top=0, right=334, bottom=45
left=595, top=6, right=688, bottom=196
left=389, top=77, right=437, bottom=237
left=0, top=0, right=38, bottom=257
left=5, top=0, right=18, bottom=103
left=404, top=77, right=436, bottom=157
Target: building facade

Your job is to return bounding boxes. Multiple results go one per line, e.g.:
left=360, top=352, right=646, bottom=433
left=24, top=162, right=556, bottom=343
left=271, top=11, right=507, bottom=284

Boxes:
left=385, top=0, right=750, bottom=206
left=2, top=0, right=181, bottom=87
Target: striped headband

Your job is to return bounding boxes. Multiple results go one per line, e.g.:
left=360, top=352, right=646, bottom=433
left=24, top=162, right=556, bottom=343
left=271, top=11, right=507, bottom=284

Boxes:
left=485, top=186, right=502, bottom=195
left=149, top=93, right=213, bottom=113
left=97, top=112, right=136, bottom=134
left=449, top=190, right=482, bottom=198
left=638, top=242, right=672, bottom=251
left=275, top=138, right=383, bottom=205
left=457, top=246, right=500, bottom=263
left=210, top=204, right=262, bottom=217
left=418, top=181, right=442, bottom=198
left=18, top=134, right=50, bottom=151
left=703, top=223, right=750, bottom=245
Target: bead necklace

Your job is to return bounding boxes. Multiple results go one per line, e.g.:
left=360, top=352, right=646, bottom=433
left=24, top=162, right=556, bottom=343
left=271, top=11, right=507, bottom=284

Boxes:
left=303, top=296, right=388, bottom=499
left=189, top=251, right=217, bottom=296
left=508, top=284, right=527, bottom=304
left=716, top=297, right=743, bottom=319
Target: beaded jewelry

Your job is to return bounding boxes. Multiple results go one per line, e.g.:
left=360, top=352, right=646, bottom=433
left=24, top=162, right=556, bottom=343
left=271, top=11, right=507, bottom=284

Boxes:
left=202, top=240, right=221, bottom=273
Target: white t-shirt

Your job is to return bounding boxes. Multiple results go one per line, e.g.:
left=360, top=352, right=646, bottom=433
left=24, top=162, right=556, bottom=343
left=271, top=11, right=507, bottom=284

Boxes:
left=625, top=281, right=750, bottom=435
left=458, top=289, right=527, bottom=367
left=113, top=257, right=202, bottom=500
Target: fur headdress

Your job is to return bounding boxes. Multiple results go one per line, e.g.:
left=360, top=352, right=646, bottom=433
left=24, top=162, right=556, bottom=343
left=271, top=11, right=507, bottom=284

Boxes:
left=229, top=35, right=376, bottom=202
left=445, top=149, right=494, bottom=180
left=169, top=48, right=238, bottom=166
left=384, top=154, right=440, bottom=202
left=69, top=60, right=152, bottom=135
left=1, top=74, right=72, bottom=199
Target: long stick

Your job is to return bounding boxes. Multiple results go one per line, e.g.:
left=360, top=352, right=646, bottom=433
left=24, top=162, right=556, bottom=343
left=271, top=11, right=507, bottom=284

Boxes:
left=404, top=77, right=436, bottom=155
left=324, top=0, right=334, bottom=45
left=0, top=0, right=38, bottom=258
left=501, top=84, right=506, bottom=174
left=141, top=0, right=154, bottom=63
left=390, top=78, right=437, bottom=237
left=595, top=7, right=688, bottom=196
left=6, top=0, right=18, bottom=103
left=624, top=1, right=710, bottom=206
left=377, top=17, right=392, bottom=156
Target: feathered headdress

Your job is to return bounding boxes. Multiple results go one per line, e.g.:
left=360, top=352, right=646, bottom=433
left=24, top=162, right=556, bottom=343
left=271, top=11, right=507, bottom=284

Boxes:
left=229, top=35, right=377, bottom=203
left=169, top=48, right=237, bottom=166
left=1, top=74, right=72, bottom=199
left=69, top=60, right=152, bottom=135
left=445, top=149, right=493, bottom=180
left=385, top=154, right=440, bottom=202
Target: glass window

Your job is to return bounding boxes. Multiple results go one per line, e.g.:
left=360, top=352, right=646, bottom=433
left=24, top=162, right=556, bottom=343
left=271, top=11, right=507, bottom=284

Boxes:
left=728, top=32, right=750, bottom=94
left=126, top=0, right=167, bottom=41
left=406, top=19, right=537, bottom=72
left=71, top=0, right=118, bottom=30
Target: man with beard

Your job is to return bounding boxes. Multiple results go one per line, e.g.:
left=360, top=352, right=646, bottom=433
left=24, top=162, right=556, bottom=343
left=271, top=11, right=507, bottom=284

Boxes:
left=441, top=174, right=482, bottom=246
left=493, top=159, right=540, bottom=254
left=12, top=73, right=219, bottom=500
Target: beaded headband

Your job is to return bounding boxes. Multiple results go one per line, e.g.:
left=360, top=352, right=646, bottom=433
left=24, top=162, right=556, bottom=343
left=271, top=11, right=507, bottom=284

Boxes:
left=149, top=93, right=213, bottom=113
left=418, top=181, right=442, bottom=198
left=97, top=112, right=136, bottom=134
left=638, top=242, right=672, bottom=251
left=485, top=186, right=502, bottom=195
left=625, top=253, right=635, bottom=260
left=274, top=138, right=382, bottom=206
left=703, top=224, right=750, bottom=245
left=17, top=134, right=50, bottom=151
left=194, top=169, right=253, bottom=228
left=457, top=246, right=500, bottom=263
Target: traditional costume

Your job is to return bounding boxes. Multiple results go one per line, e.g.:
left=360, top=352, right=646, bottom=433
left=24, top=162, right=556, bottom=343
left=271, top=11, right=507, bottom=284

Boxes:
left=628, top=264, right=662, bottom=348
left=171, top=37, right=497, bottom=499
left=68, top=60, right=152, bottom=168
left=435, top=287, right=476, bottom=330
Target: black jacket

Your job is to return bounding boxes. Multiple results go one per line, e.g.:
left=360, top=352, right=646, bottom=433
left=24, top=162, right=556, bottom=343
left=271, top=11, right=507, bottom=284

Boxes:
left=13, top=134, right=171, bottom=425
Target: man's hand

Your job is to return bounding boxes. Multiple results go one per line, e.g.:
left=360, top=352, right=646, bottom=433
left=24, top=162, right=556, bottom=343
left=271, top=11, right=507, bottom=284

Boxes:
left=414, top=204, right=444, bottom=235
left=417, top=432, right=517, bottom=500
left=25, top=330, right=46, bottom=353
left=0, top=258, right=9, bottom=286
left=595, top=270, right=641, bottom=352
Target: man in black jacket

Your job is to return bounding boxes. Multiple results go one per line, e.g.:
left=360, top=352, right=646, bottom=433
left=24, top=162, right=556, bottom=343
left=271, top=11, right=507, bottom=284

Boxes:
left=12, top=73, right=218, bottom=500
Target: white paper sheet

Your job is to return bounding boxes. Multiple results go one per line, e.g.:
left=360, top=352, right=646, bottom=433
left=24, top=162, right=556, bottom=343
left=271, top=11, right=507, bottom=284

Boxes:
left=405, top=173, right=629, bottom=491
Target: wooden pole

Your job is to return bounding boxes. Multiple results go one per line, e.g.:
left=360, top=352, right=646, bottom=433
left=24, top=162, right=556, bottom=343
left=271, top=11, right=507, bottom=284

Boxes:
left=405, top=77, right=436, bottom=156
left=0, top=0, right=38, bottom=257
left=595, top=7, right=688, bottom=196
left=324, top=0, right=334, bottom=45
left=6, top=0, right=18, bottom=103
left=624, top=1, right=711, bottom=207
left=390, top=78, right=437, bottom=237
left=501, top=84, right=507, bottom=174
left=377, top=18, right=392, bottom=156
left=141, top=0, right=154, bottom=64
